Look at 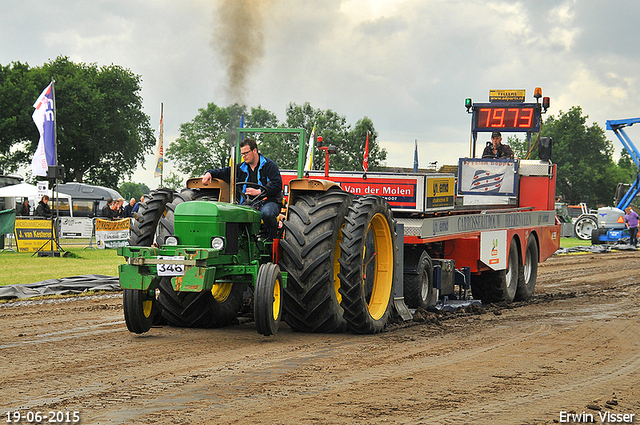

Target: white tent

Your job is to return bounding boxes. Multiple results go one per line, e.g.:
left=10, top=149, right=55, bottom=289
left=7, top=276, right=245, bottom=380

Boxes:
left=0, top=183, right=71, bottom=213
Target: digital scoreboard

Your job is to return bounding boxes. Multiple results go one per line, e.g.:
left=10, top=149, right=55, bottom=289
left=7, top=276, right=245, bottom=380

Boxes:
left=472, top=103, right=541, bottom=133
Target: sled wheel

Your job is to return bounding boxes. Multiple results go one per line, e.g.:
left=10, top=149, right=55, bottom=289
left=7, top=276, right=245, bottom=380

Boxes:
left=515, top=235, right=538, bottom=301
left=338, top=196, right=396, bottom=334
left=123, top=288, right=157, bottom=334
left=403, top=249, right=437, bottom=309
left=254, top=263, right=283, bottom=336
left=471, top=237, right=519, bottom=303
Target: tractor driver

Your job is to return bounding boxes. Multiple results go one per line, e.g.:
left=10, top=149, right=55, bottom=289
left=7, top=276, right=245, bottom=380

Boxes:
left=482, top=131, right=514, bottom=159
left=202, top=138, right=283, bottom=240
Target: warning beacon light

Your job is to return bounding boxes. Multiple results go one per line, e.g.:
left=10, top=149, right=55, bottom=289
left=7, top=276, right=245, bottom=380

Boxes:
left=465, top=98, right=473, bottom=112
left=534, top=87, right=542, bottom=99
left=542, top=96, right=550, bottom=112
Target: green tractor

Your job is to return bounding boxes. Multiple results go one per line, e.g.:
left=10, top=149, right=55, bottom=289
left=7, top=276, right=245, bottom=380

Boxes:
left=118, top=128, right=398, bottom=336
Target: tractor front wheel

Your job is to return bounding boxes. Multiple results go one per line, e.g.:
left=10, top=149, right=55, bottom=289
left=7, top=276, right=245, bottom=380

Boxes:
left=254, top=263, right=283, bottom=336
left=123, top=289, right=158, bottom=334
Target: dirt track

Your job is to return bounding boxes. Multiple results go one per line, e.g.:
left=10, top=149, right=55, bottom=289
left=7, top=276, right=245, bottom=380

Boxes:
left=2, top=250, right=640, bottom=425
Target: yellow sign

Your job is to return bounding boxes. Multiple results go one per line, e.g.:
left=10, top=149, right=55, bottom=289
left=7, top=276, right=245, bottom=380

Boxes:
left=95, top=218, right=130, bottom=232
left=489, top=89, right=526, bottom=103
left=426, top=176, right=455, bottom=208
left=14, top=218, right=57, bottom=252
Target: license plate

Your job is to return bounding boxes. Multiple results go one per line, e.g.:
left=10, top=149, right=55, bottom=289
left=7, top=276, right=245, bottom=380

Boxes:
left=157, top=256, right=186, bottom=276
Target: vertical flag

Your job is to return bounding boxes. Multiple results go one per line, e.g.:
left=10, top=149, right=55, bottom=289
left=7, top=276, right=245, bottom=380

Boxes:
left=304, top=122, right=316, bottom=171
left=413, top=139, right=419, bottom=173
left=31, top=82, right=55, bottom=177
left=362, top=131, right=370, bottom=173
left=154, top=103, right=164, bottom=178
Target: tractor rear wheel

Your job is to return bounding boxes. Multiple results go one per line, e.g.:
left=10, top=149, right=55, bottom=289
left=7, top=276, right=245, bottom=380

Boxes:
left=157, top=277, right=244, bottom=328
left=515, top=235, right=538, bottom=301
left=279, top=188, right=353, bottom=333
left=338, top=196, right=396, bottom=334
left=128, top=188, right=175, bottom=247
left=254, top=263, right=283, bottom=336
left=123, top=289, right=157, bottom=334
left=125, top=188, right=176, bottom=328
left=155, top=191, right=243, bottom=328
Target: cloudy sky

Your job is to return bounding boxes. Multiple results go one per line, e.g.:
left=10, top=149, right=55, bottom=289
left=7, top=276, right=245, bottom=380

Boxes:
left=2, top=0, right=640, bottom=188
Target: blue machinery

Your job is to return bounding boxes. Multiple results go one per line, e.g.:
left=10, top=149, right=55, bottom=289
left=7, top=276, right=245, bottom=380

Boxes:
left=586, top=118, right=640, bottom=244
left=606, top=118, right=640, bottom=210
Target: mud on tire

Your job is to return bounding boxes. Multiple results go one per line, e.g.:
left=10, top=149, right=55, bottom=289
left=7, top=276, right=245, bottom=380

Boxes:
left=279, top=188, right=354, bottom=333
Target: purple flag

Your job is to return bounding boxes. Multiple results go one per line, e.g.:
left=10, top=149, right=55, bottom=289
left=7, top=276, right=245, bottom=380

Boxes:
left=31, top=83, right=55, bottom=176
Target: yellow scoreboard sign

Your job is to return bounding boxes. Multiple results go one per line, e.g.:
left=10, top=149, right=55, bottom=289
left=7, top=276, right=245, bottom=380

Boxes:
left=14, top=218, right=58, bottom=252
left=489, top=89, right=526, bottom=102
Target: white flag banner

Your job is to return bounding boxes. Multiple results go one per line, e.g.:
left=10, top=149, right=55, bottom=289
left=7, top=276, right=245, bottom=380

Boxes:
left=31, top=83, right=55, bottom=176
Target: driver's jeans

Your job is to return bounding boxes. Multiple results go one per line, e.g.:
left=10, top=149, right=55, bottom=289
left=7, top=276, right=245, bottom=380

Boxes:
left=259, top=201, right=280, bottom=240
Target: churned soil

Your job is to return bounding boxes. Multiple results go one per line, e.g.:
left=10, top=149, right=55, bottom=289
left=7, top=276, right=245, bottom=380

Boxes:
left=1, top=250, right=639, bottom=424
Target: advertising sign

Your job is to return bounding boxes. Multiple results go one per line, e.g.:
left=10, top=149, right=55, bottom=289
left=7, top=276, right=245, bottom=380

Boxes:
left=59, top=217, right=94, bottom=238
left=95, top=218, right=130, bottom=249
left=458, top=158, right=518, bottom=196
left=14, top=218, right=57, bottom=252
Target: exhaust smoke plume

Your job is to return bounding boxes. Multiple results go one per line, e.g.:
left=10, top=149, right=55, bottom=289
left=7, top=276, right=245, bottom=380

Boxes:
left=213, top=0, right=270, bottom=105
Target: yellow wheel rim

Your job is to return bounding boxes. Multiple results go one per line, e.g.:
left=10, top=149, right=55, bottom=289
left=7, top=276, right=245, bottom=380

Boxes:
left=333, top=225, right=344, bottom=304
left=363, top=213, right=394, bottom=320
left=272, top=277, right=281, bottom=321
left=142, top=299, right=153, bottom=318
left=212, top=283, right=233, bottom=302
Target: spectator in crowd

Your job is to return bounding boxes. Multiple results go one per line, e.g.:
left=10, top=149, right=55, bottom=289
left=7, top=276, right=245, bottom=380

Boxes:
left=132, top=195, right=145, bottom=213
left=35, top=195, right=52, bottom=218
left=123, top=198, right=136, bottom=218
left=17, top=199, right=30, bottom=216
left=113, top=198, right=124, bottom=218
left=101, top=198, right=116, bottom=219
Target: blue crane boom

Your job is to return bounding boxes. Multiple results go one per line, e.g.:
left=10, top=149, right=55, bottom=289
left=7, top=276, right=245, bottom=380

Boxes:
left=606, top=118, right=640, bottom=210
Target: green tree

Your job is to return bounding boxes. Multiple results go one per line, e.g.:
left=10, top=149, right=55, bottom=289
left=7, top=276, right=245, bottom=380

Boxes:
left=284, top=102, right=386, bottom=171
left=167, top=102, right=234, bottom=177
left=0, top=57, right=156, bottom=188
left=541, top=106, right=619, bottom=206
left=118, top=182, right=150, bottom=201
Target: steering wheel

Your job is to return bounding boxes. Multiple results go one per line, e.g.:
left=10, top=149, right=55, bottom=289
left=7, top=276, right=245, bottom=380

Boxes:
left=235, top=181, right=267, bottom=206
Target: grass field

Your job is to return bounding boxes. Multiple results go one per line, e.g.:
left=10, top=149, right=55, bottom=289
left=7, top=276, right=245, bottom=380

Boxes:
left=0, top=236, right=589, bottom=287
left=0, top=243, right=124, bottom=286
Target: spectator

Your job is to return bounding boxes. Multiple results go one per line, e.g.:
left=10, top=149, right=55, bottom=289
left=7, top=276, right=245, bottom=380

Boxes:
left=16, top=199, right=30, bottom=216
left=113, top=198, right=125, bottom=219
left=35, top=195, right=52, bottom=218
left=132, top=195, right=145, bottom=213
left=624, top=206, right=639, bottom=247
left=123, top=198, right=136, bottom=218
left=101, top=198, right=116, bottom=219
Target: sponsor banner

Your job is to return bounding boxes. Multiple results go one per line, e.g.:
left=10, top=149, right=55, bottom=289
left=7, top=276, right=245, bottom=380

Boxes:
left=95, top=218, right=130, bottom=249
left=421, top=210, right=556, bottom=239
left=458, top=158, right=518, bottom=196
left=14, top=218, right=57, bottom=252
left=59, top=217, right=94, bottom=238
